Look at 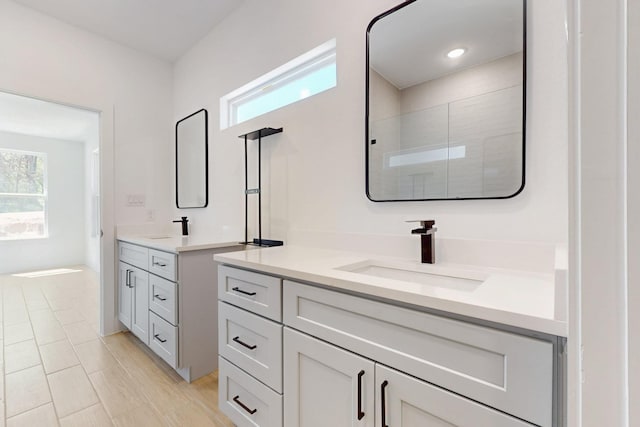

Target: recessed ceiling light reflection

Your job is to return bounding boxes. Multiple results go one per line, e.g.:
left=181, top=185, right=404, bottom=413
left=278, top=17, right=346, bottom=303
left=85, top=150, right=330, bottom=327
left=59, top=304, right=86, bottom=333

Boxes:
left=447, top=48, right=466, bottom=59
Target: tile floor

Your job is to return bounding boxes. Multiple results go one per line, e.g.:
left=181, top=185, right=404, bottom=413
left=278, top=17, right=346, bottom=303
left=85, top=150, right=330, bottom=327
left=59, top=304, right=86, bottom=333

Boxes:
left=0, top=267, right=233, bottom=426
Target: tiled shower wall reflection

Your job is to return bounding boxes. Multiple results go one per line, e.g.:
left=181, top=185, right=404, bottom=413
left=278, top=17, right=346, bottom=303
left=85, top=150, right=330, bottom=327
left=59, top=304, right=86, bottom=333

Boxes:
left=369, top=53, right=523, bottom=200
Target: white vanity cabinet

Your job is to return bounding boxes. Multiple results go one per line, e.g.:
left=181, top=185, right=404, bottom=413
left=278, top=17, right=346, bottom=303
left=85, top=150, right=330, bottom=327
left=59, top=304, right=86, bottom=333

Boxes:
left=374, top=364, right=532, bottom=427
left=284, top=327, right=532, bottom=427
left=118, top=242, right=176, bottom=365
left=117, top=261, right=149, bottom=344
left=118, top=241, right=152, bottom=346
left=283, top=280, right=554, bottom=427
left=284, top=327, right=375, bottom=427
left=117, top=262, right=133, bottom=329
left=117, top=240, right=243, bottom=382
left=217, top=265, right=284, bottom=427
left=216, top=265, right=564, bottom=427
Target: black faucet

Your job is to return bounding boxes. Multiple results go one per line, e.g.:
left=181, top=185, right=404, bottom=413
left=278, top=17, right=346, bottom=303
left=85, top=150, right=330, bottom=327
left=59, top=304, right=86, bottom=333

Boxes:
left=408, top=220, right=437, bottom=264
left=173, top=216, right=189, bottom=236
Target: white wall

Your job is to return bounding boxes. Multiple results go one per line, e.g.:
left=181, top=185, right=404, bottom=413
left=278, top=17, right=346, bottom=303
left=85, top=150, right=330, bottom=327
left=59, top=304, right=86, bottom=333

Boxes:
left=173, top=0, right=567, bottom=248
left=0, top=131, right=85, bottom=273
left=0, top=0, right=173, bottom=230
left=0, top=0, right=173, bottom=334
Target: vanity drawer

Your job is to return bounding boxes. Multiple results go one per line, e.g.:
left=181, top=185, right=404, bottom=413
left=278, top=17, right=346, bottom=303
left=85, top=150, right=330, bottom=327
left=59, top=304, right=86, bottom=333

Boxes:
left=148, top=249, right=177, bottom=281
left=149, top=311, right=178, bottom=368
left=219, top=356, right=283, bottom=427
left=149, top=274, right=178, bottom=326
left=219, top=302, right=283, bottom=392
left=218, top=265, right=282, bottom=321
left=283, top=280, right=553, bottom=427
left=119, top=241, right=149, bottom=270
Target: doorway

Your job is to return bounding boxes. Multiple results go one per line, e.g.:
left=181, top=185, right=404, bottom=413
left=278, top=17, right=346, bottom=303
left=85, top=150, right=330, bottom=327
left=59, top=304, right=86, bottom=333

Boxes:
left=0, top=90, right=111, bottom=334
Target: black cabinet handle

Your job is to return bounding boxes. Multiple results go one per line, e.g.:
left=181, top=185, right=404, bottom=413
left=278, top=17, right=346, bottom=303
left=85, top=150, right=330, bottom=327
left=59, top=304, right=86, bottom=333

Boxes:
left=381, top=380, right=389, bottom=427
left=153, top=261, right=168, bottom=267
left=357, top=370, right=365, bottom=420
left=153, top=294, right=167, bottom=301
left=232, top=286, right=256, bottom=296
left=233, top=395, right=257, bottom=415
left=233, top=336, right=257, bottom=350
left=154, top=334, right=167, bottom=343
left=126, top=270, right=132, bottom=288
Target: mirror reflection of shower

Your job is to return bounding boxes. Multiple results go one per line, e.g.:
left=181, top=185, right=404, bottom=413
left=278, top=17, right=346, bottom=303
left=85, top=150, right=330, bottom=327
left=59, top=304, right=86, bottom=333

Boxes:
left=367, top=0, right=525, bottom=201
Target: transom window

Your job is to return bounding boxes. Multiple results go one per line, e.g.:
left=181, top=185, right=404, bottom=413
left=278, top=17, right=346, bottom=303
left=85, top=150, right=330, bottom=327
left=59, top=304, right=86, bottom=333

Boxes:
left=0, top=149, right=47, bottom=239
left=220, top=39, right=337, bottom=129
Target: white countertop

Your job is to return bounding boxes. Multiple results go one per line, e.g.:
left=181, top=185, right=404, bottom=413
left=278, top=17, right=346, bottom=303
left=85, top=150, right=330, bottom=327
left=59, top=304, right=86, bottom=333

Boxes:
left=214, top=245, right=568, bottom=337
left=118, top=234, right=241, bottom=253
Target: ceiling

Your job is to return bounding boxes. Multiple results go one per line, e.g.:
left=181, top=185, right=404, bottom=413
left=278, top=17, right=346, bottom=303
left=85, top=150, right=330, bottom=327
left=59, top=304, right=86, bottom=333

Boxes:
left=11, top=0, right=244, bottom=62
left=0, top=92, right=99, bottom=143
left=369, top=0, right=524, bottom=89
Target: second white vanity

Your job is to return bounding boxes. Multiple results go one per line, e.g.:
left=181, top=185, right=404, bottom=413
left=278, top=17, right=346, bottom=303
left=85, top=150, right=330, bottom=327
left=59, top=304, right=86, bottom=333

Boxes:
left=215, top=245, right=566, bottom=427
left=117, top=235, right=243, bottom=382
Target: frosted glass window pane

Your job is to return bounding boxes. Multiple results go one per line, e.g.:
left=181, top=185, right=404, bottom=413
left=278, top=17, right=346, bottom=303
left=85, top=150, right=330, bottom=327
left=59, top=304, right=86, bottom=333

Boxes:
left=236, top=63, right=336, bottom=124
left=221, top=39, right=337, bottom=129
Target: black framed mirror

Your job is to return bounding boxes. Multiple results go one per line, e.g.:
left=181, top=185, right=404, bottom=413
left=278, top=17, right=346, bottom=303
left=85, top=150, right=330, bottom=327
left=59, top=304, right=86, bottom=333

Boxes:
left=176, top=109, right=208, bottom=208
left=366, top=0, right=526, bottom=201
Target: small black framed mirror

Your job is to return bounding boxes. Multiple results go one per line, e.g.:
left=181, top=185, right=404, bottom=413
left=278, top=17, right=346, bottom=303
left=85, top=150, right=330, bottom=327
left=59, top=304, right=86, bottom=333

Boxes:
left=176, top=109, right=208, bottom=208
left=366, top=0, right=526, bottom=201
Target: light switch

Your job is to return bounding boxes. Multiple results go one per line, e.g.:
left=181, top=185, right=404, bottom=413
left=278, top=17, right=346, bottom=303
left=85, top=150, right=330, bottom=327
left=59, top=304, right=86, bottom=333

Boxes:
left=126, top=194, right=146, bottom=207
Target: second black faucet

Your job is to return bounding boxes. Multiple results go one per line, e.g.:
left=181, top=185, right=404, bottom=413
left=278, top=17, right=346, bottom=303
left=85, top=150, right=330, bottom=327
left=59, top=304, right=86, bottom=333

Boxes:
left=173, top=216, right=189, bottom=236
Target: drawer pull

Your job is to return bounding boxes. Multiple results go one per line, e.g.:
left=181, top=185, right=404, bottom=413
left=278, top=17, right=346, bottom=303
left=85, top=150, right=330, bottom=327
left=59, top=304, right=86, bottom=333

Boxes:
left=357, top=370, right=365, bottom=420
left=233, top=395, right=257, bottom=415
left=153, top=334, right=167, bottom=343
left=381, top=380, right=389, bottom=427
left=153, top=294, right=167, bottom=301
left=153, top=261, right=168, bottom=267
left=232, top=336, right=257, bottom=350
left=232, top=287, right=257, bottom=296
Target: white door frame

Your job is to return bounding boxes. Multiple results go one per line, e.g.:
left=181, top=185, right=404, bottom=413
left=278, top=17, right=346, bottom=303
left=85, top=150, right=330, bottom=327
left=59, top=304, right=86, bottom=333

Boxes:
left=570, top=0, right=631, bottom=425
left=97, top=106, right=117, bottom=336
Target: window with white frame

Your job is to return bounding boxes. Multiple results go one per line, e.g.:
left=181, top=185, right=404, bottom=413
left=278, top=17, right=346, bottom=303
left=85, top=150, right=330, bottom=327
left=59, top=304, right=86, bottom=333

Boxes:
left=220, top=39, right=337, bottom=129
left=0, top=149, right=47, bottom=239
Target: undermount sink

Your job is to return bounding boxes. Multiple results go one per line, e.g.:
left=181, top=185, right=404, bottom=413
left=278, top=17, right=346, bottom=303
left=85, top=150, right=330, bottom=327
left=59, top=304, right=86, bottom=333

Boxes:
left=336, top=260, right=487, bottom=292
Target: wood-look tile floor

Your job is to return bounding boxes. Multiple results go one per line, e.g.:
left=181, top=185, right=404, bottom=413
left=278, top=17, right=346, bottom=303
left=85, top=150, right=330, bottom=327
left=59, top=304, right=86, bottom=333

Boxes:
left=0, top=267, right=234, bottom=427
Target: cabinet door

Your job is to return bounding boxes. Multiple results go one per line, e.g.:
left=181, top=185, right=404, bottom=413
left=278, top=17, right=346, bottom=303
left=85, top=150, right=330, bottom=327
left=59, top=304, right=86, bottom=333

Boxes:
left=284, top=280, right=552, bottom=426
left=375, top=364, right=531, bottom=427
left=130, top=267, right=149, bottom=345
left=284, top=327, right=374, bottom=427
left=118, top=262, right=133, bottom=329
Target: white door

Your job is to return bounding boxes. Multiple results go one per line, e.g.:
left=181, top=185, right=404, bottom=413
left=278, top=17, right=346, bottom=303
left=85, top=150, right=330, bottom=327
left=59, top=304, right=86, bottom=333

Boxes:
left=284, top=327, right=374, bottom=427
left=130, top=266, right=149, bottom=345
left=117, top=262, right=132, bottom=329
left=375, top=364, right=532, bottom=427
